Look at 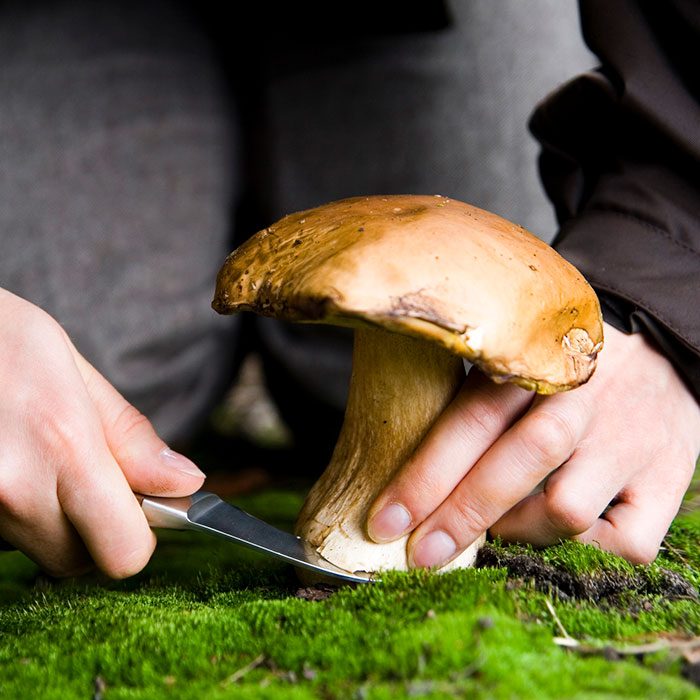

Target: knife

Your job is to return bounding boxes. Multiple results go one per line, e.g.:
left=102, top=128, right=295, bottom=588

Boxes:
left=140, top=490, right=375, bottom=585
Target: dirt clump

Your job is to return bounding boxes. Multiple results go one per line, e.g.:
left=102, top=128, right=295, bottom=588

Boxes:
left=476, top=543, right=698, bottom=603
left=294, top=584, right=339, bottom=602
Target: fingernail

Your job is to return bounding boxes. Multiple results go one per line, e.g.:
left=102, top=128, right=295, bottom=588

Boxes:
left=159, top=448, right=206, bottom=478
left=410, top=530, right=457, bottom=569
left=367, top=503, right=412, bottom=542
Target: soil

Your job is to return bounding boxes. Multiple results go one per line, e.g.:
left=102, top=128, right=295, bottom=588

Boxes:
left=294, top=584, right=339, bottom=602
left=476, top=542, right=698, bottom=604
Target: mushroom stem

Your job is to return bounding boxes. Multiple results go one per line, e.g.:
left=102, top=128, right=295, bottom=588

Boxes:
left=296, top=325, right=486, bottom=574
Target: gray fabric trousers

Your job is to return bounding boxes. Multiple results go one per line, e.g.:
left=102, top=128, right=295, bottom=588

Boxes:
left=0, top=0, right=592, bottom=442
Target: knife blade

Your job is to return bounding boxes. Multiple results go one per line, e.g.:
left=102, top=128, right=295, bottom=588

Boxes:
left=140, top=490, right=375, bottom=585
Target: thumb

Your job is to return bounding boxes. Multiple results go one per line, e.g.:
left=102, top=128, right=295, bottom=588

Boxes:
left=71, top=351, right=206, bottom=497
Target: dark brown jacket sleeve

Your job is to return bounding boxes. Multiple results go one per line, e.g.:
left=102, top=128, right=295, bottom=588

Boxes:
left=529, top=0, right=700, bottom=397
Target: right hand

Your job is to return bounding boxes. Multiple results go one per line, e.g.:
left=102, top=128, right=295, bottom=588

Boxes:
left=0, top=290, right=206, bottom=578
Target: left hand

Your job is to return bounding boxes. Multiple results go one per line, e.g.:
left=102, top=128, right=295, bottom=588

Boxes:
left=366, top=322, right=700, bottom=567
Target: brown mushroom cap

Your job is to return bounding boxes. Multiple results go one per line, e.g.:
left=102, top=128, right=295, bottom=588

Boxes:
left=213, top=195, right=603, bottom=392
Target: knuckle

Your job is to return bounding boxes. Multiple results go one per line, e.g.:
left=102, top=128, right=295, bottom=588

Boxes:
left=38, top=396, right=96, bottom=473
left=455, top=396, right=506, bottom=442
left=0, top=472, right=32, bottom=520
left=543, top=485, right=595, bottom=536
left=23, top=305, right=63, bottom=339
left=520, top=410, right=575, bottom=467
left=394, top=458, right=455, bottom=521
left=403, top=466, right=444, bottom=508
left=45, top=412, right=85, bottom=457
left=448, top=496, right=491, bottom=536
left=19, top=310, right=73, bottom=364
left=111, top=403, right=151, bottom=442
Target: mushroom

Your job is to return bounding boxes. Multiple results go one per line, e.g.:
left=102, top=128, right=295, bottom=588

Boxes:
left=212, top=195, right=603, bottom=575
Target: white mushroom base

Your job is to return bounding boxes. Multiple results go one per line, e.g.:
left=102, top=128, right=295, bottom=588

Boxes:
left=314, top=521, right=486, bottom=575
left=296, top=327, right=487, bottom=576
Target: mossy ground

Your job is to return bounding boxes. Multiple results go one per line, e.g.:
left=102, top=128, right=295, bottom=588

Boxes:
left=1, top=475, right=698, bottom=699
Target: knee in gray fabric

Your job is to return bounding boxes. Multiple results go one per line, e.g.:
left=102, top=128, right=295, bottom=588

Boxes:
left=0, top=0, right=240, bottom=442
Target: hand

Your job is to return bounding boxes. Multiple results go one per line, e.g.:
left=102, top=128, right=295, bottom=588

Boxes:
left=0, top=290, right=205, bottom=577
left=367, top=322, right=700, bottom=567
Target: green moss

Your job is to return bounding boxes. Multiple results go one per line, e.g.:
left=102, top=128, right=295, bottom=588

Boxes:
left=0, top=488, right=698, bottom=699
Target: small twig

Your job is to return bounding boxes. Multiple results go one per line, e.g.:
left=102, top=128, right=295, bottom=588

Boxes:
left=553, top=636, right=580, bottom=649
left=545, top=598, right=574, bottom=641
left=660, top=537, right=691, bottom=567
left=93, top=676, right=107, bottom=700
left=221, top=654, right=265, bottom=686
left=678, top=501, right=700, bottom=514
left=553, top=635, right=700, bottom=658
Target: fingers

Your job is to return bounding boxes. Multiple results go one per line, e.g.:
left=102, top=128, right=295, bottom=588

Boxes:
left=490, top=444, right=630, bottom=546
left=62, top=354, right=206, bottom=576
left=575, top=464, right=694, bottom=564
left=405, top=391, right=594, bottom=568
left=32, top=369, right=159, bottom=578
left=58, top=354, right=205, bottom=577
left=0, top=465, right=93, bottom=577
left=72, top=353, right=205, bottom=496
left=371, top=322, right=700, bottom=568
left=0, top=294, right=198, bottom=579
left=56, top=435, right=158, bottom=579
left=0, top=520, right=93, bottom=578
left=367, top=370, right=534, bottom=543
left=0, top=390, right=157, bottom=578
left=576, top=502, right=666, bottom=565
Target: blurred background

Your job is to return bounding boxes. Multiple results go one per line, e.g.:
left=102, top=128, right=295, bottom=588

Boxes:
left=0, top=0, right=597, bottom=489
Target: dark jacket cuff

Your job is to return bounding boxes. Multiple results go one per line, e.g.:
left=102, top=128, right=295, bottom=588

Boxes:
left=530, top=0, right=700, bottom=399
left=554, top=207, right=700, bottom=398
